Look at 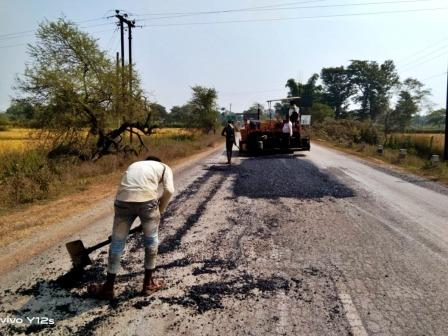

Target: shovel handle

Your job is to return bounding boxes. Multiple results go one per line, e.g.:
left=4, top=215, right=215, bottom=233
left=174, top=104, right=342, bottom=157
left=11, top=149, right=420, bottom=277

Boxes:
left=86, top=224, right=142, bottom=254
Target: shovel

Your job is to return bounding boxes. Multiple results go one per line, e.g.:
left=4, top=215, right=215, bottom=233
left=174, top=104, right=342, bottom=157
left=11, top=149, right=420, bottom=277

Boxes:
left=66, top=225, right=142, bottom=269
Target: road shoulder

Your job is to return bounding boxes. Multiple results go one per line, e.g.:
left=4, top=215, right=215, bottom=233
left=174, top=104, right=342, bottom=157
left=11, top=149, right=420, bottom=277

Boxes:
left=313, top=140, right=448, bottom=196
left=0, top=144, right=224, bottom=276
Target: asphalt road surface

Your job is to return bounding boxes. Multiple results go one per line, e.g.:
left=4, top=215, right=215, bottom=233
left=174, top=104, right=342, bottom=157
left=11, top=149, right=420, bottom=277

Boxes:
left=1, top=143, right=448, bottom=335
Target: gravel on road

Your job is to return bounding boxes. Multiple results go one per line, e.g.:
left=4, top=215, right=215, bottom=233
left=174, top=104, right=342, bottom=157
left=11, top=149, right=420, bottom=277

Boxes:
left=1, top=143, right=448, bottom=335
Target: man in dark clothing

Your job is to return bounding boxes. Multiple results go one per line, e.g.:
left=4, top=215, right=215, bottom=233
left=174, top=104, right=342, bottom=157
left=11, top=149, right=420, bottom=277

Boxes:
left=289, top=103, right=300, bottom=123
left=221, top=120, right=235, bottom=164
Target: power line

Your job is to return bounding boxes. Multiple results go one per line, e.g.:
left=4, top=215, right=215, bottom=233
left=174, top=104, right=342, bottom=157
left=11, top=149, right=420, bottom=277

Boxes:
left=0, top=43, right=28, bottom=50
left=400, top=43, right=448, bottom=67
left=401, top=51, right=448, bottom=71
left=105, top=28, right=119, bottom=51
left=421, top=72, right=447, bottom=81
left=0, top=33, right=35, bottom=42
left=221, top=88, right=287, bottom=96
left=139, top=0, right=440, bottom=22
left=139, top=6, right=448, bottom=28
left=0, top=29, right=114, bottom=49
left=135, top=0, right=329, bottom=17
left=0, top=17, right=109, bottom=38
left=397, top=36, right=448, bottom=63
left=0, top=30, right=35, bottom=38
left=0, top=1, right=442, bottom=39
left=0, top=22, right=114, bottom=42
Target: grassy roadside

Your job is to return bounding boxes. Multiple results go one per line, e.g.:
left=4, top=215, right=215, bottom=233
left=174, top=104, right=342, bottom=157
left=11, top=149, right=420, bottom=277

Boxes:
left=0, top=132, right=224, bottom=246
left=313, top=139, right=448, bottom=185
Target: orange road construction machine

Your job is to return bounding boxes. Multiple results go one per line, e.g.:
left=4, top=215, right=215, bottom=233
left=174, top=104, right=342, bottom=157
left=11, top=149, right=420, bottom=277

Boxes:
left=238, top=97, right=311, bottom=153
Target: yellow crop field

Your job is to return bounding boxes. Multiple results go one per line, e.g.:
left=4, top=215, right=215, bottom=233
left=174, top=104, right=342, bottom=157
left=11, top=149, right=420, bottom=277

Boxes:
left=0, top=128, right=39, bottom=153
left=0, top=128, right=36, bottom=140
left=0, top=127, right=191, bottom=154
left=409, top=133, right=444, bottom=154
left=388, top=133, right=445, bottom=156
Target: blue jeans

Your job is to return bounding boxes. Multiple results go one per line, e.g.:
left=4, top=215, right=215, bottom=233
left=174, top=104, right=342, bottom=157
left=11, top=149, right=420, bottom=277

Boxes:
left=107, top=199, right=160, bottom=274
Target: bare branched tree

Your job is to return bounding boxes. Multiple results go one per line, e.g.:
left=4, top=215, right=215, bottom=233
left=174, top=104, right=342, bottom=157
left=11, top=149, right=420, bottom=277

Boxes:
left=16, top=18, right=156, bottom=160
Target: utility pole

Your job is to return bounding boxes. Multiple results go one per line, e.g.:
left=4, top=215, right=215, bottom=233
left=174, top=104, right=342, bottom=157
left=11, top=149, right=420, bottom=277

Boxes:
left=115, top=52, right=120, bottom=128
left=126, top=18, right=135, bottom=144
left=115, top=10, right=136, bottom=143
left=115, top=10, right=136, bottom=92
left=127, top=20, right=135, bottom=95
left=444, top=63, right=448, bottom=161
left=116, top=10, right=126, bottom=106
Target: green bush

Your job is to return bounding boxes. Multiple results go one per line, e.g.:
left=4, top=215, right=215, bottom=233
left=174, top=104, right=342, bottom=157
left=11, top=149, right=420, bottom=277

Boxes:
left=307, top=103, right=334, bottom=124
left=0, top=150, right=68, bottom=205
left=0, top=113, right=10, bottom=131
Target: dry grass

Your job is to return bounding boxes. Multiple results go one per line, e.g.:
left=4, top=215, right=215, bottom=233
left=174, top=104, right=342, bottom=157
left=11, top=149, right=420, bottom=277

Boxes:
left=386, top=133, right=444, bottom=157
left=0, top=129, right=222, bottom=213
left=0, top=128, right=35, bottom=140
left=0, top=128, right=40, bottom=153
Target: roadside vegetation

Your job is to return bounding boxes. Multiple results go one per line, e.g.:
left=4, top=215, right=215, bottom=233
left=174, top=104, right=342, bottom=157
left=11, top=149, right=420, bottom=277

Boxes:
left=0, top=129, right=221, bottom=214
left=0, top=17, right=224, bottom=215
left=313, top=119, right=447, bottom=184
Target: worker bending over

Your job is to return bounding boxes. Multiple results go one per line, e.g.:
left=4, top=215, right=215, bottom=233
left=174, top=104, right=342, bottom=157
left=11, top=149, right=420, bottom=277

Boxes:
left=88, top=156, right=174, bottom=300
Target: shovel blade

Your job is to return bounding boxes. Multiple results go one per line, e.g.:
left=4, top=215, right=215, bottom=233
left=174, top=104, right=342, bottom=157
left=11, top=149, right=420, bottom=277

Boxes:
left=66, top=240, right=92, bottom=269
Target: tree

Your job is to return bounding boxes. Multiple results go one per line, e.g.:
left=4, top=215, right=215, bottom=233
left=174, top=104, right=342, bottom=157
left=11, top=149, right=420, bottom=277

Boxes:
left=0, top=113, right=10, bottom=130
left=348, top=60, right=399, bottom=121
left=149, top=103, right=168, bottom=125
left=285, top=74, right=323, bottom=111
left=301, top=74, right=323, bottom=109
left=5, top=101, right=35, bottom=125
left=400, top=78, right=431, bottom=110
left=426, top=108, right=446, bottom=128
left=166, top=105, right=192, bottom=127
left=307, top=103, right=334, bottom=123
left=388, top=78, right=431, bottom=132
left=274, top=102, right=289, bottom=120
left=391, top=91, right=418, bottom=131
left=285, top=79, right=301, bottom=97
left=321, top=66, right=355, bottom=119
left=16, top=18, right=155, bottom=159
left=188, top=86, right=219, bottom=133
left=243, top=102, right=266, bottom=119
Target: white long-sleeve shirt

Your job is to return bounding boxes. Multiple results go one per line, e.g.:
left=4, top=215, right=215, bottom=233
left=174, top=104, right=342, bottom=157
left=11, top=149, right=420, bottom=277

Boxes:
left=115, top=160, right=174, bottom=213
left=282, top=121, right=293, bottom=136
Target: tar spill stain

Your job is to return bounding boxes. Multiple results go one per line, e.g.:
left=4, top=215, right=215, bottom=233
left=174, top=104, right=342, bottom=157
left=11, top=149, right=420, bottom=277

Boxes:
left=160, top=274, right=294, bottom=314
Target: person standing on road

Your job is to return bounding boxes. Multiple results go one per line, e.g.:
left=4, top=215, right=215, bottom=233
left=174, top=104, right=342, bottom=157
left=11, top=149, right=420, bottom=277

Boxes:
left=221, top=120, right=235, bottom=164
left=282, top=117, right=293, bottom=148
left=234, top=121, right=241, bottom=149
left=87, top=156, right=174, bottom=300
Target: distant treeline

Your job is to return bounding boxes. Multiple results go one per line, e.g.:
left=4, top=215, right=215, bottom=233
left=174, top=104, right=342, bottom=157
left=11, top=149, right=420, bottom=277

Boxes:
left=279, top=60, right=445, bottom=133
left=221, top=60, right=445, bottom=133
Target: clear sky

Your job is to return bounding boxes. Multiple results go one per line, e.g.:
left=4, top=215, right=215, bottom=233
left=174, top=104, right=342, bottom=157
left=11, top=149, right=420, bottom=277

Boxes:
left=0, top=0, right=447, bottom=113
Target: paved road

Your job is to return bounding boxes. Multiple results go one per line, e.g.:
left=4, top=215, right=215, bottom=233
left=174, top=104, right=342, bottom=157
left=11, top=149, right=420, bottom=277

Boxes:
left=1, top=143, right=448, bottom=335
